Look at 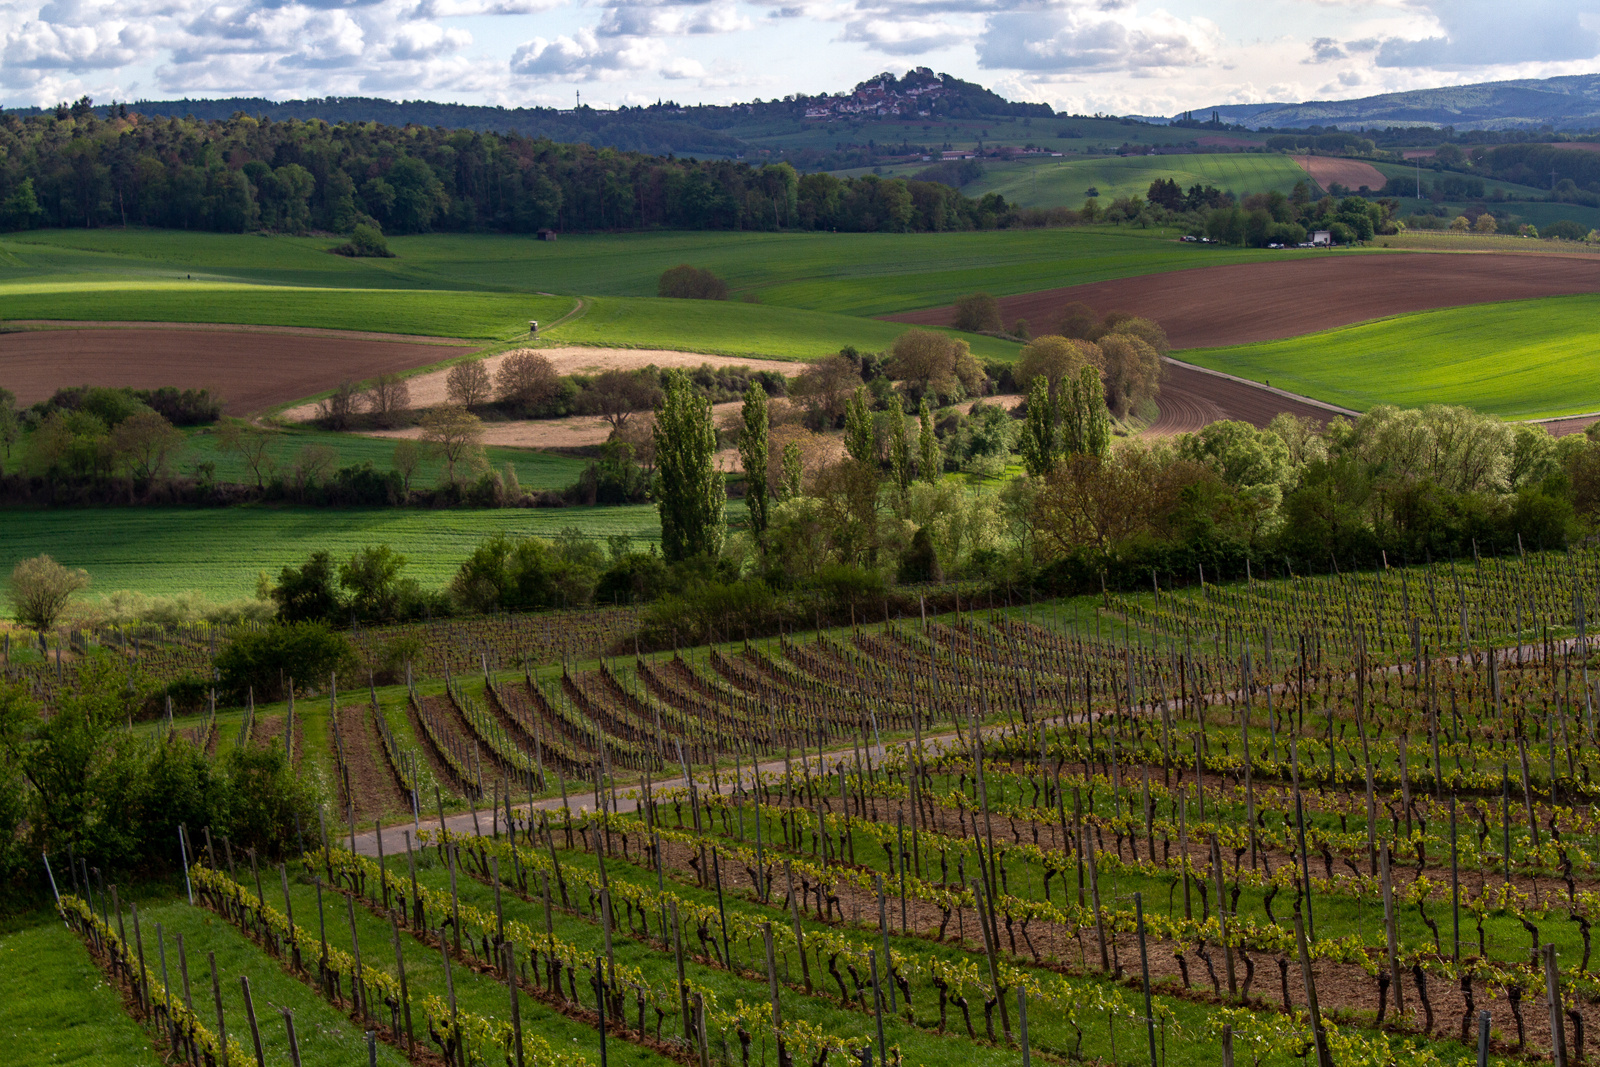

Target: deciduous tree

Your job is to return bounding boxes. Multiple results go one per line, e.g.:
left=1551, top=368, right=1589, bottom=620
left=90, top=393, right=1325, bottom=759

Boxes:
left=446, top=359, right=492, bottom=407
left=419, top=405, right=485, bottom=484
left=8, top=555, right=89, bottom=634
left=111, top=410, right=183, bottom=480
left=738, top=382, right=770, bottom=540
left=496, top=351, right=560, bottom=413
left=654, top=369, right=725, bottom=561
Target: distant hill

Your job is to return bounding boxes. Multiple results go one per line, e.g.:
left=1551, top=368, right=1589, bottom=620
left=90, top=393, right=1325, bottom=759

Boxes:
left=4, top=68, right=1052, bottom=162
left=1178, top=74, right=1600, bottom=131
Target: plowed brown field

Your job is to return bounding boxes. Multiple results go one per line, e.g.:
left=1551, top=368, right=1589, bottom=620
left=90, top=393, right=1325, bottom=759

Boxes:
left=1294, top=154, right=1387, bottom=190
left=0, top=324, right=475, bottom=414
left=1150, top=359, right=1350, bottom=434
left=885, top=252, right=1600, bottom=348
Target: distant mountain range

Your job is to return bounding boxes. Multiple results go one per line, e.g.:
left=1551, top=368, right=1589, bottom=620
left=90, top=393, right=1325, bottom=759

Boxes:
left=1179, top=73, right=1600, bottom=131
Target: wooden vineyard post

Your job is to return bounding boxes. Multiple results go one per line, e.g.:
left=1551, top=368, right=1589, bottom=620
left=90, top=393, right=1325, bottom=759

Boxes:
left=1178, top=789, right=1191, bottom=919
left=1211, top=835, right=1236, bottom=997
left=503, top=944, right=524, bottom=1067
left=439, top=927, right=464, bottom=1067
left=392, top=917, right=413, bottom=1050
left=1220, top=1024, right=1234, bottom=1067
left=346, top=896, right=366, bottom=1020
left=763, top=923, right=784, bottom=1067
left=868, top=950, right=888, bottom=1067
left=1545, top=943, right=1569, bottom=1067
left=282, top=1009, right=303, bottom=1067
left=1450, top=797, right=1461, bottom=963
left=240, top=976, right=265, bottom=1067
left=1084, top=829, right=1110, bottom=972
left=672, top=902, right=691, bottom=1041
left=1477, top=1010, right=1491, bottom=1067
left=1017, top=986, right=1032, bottom=1067
left=1136, top=892, right=1157, bottom=1067
left=971, top=879, right=1012, bottom=1043
left=1380, top=844, right=1404, bottom=1019
left=875, top=874, right=895, bottom=1012
left=1295, top=915, right=1334, bottom=1067
left=786, top=862, right=810, bottom=992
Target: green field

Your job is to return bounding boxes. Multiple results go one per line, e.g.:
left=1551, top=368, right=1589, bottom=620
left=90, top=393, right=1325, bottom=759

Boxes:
left=1180, top=294, right=1600, bottom=418
left=0, top=226, right=1335, bottom=320
left=544, top=295, right=1024, bottom=360
left=963, top=153, right=1311, bottom=209
left=0, top=280, right=572, bottom=340
left=0, top=504, right=693, bottom=602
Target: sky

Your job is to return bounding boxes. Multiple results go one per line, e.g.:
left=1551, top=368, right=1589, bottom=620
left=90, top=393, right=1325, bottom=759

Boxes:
left=3, top=0, right=1600, bottom=115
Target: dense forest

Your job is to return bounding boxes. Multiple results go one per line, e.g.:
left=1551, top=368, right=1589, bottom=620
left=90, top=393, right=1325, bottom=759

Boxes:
left=0, top=99, right=1017, bottom=235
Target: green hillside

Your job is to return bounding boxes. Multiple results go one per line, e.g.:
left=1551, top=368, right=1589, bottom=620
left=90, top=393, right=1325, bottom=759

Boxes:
left=1180, top=294, right=1600, bottom=419
left=963, top=153, right=1310, bottom=208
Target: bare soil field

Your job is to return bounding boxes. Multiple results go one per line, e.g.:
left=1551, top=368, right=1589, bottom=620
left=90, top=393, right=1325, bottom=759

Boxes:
left=885, top=252, right=1600, bottom=348
left=0, top=325, right=474, bottom=415
left=1149, top=359, right=1352, bottom=434
left=1294, top=154, right=1387, bottom=190
left=281, top=345, right=803, bottom=422
left=367, top=399, right=744, bottom=449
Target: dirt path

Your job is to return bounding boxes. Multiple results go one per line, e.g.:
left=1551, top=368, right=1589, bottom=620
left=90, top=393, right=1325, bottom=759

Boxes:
left=885, top=252, right=1600, bottom=349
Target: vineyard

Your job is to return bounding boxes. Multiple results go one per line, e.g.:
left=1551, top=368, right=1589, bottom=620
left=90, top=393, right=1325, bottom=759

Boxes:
left=42, top=547, right=1600, bottom=1066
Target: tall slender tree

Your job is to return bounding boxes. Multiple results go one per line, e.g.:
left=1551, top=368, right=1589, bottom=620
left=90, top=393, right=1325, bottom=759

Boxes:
left=844, top=386, right=875, bottom=466
left=654, top=369, right=725, bottom=561
left=887, top=403, right=912, bottom=493
left=1061, top=365, right=1111, bottom=459
left=739, top=382, right=770, bottom=541
left=917, top=399, right=941, bottom=484
left=1019, top=375, right=1060, bottom=477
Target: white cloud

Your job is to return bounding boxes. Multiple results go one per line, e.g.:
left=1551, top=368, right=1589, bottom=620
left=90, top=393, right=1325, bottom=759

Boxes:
left=4, top=19, right=155, bottom=69
left=1377, top=0, right=1600, bottom=68
left=977, top=6, right=1218, bottom=71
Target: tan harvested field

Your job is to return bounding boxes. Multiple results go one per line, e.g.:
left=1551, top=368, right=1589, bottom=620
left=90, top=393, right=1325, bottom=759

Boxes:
left=281, top=346, right=802, bottom=422
left=1294, top=154, right=1387, bottom=190
left=886, top=252, right=1600, bottom=348
left=366, top=400, right=744, bottom=449
left=0, top=324, right=474, bottom=415
left=1149, top=359, right=1353, bottom=434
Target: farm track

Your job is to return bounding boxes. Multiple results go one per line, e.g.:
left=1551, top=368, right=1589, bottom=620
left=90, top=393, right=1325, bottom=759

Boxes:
left=886, top=252, right=1600, bottom=349
left=0, top=327, right=475, bottom=414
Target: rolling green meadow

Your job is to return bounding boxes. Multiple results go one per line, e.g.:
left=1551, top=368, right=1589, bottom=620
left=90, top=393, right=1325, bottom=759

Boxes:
left=1179, top=293, right=1600, bottom=418
left=0, top=503, right=710, bottom=602
left=963, top=152, right=1311, bottom=208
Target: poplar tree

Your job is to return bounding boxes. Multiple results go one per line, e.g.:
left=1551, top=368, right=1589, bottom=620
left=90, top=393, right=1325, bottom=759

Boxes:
left=738, top=382, right=770, bottom=540
left=780, top=441, right=804, bottom=499
left=654, top=369, right=725, bottom=561
left=917, top=399, right=940, bottom=484
left=1019, top=375, right=1059, bottom=477
left=844, top=386, right=875, bottom=466
left=887, top=404, right=912, bottom=493
left=1061, top=365, right=1111, bottom=459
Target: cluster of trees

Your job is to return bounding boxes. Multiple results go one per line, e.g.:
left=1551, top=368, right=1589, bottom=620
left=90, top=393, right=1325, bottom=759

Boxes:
left=1027, top=405, right=1598, bottom=594
left=1199, top=186, right=1394, bottom=247
left=0, top=385, right=215, bottom=484
left=0, top=658, right=319, bottom=900
left=0, top=108, right=1038, bottom=237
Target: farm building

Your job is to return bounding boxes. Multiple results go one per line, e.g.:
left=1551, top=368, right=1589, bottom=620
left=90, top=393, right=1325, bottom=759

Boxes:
left=536, top=229, right=558, bottom=241
left=1312, top=230, right=1332, bottom=246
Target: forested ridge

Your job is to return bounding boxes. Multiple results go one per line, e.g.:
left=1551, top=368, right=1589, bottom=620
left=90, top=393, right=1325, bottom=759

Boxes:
left=0, top=103, right=1017, bottom=236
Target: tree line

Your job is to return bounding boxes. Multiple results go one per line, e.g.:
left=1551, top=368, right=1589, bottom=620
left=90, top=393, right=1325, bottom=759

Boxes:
left=0, top=107, right=1023, bottom=236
